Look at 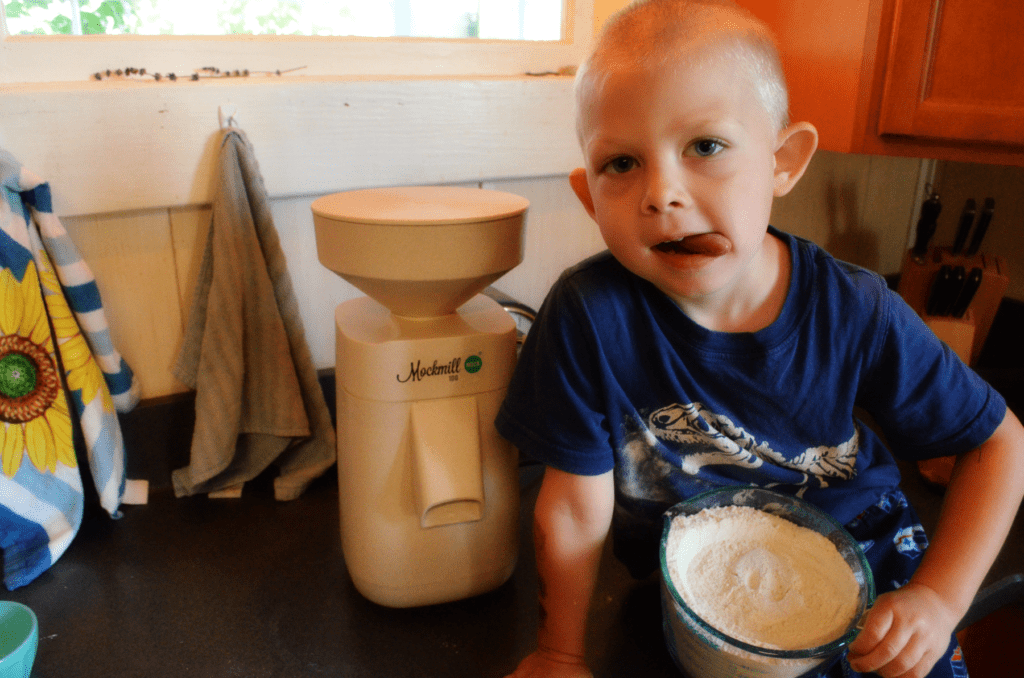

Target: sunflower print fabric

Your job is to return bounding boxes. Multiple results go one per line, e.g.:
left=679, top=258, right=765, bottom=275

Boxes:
left=1, top=259, right=76, bottom=477
left=1, top=149, right=139, bottom=590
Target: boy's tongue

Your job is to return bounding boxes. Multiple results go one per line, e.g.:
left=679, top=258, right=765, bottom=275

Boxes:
left=657, top=233, right=732, bottom=256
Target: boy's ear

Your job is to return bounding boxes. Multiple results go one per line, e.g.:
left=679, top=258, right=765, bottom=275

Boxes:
left=772, top=122, right=818, bottom=197
left=569, top=167, right=597, bottom=219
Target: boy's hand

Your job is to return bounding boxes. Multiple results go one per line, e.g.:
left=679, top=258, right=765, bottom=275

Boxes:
left=503, top=648, right=593, bottom=678
left=846, top=581, right=960, bottom=678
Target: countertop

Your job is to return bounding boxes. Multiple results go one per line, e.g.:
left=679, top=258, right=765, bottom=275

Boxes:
left=7, top=455, right=1024, bottom=678
left=5, top=463, right=681, bottom=678
left=6, top=360, right=1024, bottom=677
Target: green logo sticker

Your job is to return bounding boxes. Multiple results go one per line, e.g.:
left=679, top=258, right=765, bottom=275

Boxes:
left=465, top=355, right=482, bottom=373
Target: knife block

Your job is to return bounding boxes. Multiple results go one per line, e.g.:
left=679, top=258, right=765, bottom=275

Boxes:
left=923, top=310, right=976, bottom=366
left=898, top=247, right=1009, bottom=487
left=897, top=247, right=1009, bottom=366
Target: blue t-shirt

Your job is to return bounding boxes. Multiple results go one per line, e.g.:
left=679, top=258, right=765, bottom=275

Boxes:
left=496, top=228, right=1006, bottom=577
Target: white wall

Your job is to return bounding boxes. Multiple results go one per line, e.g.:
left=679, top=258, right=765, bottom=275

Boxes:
left=3, top=73, right=926, bottom=401
left=51, top=147, right=923, bottom=401
left=55, top=172, right=608, bottom=399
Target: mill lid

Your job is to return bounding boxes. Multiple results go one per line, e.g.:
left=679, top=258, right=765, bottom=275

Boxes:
left=311, top=185, right=530, bottom=225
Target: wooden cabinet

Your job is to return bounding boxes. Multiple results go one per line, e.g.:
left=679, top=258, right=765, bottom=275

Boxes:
left=877, top=0, right=1024, bottom=146
left=737, top=0, right=1024, bottom=166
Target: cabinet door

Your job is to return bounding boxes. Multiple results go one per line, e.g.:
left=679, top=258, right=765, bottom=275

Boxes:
left=877, top=0, right=1024, bottom=146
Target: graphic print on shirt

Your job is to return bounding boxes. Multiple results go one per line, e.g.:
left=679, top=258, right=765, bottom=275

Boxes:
left=894, top=524, right=928, bottom=559
left=642, top=401, right=859, bottom=489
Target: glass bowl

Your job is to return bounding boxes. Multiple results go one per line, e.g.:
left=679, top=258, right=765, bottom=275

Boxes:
left=659, top=487, right=874, bottom=678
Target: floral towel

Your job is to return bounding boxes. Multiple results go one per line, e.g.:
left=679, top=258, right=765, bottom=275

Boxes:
left=0, top=148, right=140, bottom=590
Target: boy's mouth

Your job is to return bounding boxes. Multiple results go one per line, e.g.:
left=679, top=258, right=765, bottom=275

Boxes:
left=655, top=233, right=732, bottom=256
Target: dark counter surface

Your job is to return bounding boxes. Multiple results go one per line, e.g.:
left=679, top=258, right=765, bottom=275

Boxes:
left=7, top=453, right=1024, bottom=678
left=4, top=464, right=678, bottom=678
left=6, top=357, right=1024, bottom=678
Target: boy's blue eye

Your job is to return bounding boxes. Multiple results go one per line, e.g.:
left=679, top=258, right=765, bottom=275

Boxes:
left=690, top=139, right=724, bottom=157
left=605, top=156, right=637, bottom=174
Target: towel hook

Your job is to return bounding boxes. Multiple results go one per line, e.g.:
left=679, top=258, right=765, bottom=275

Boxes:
left=218, top=104, right=238, bottom=129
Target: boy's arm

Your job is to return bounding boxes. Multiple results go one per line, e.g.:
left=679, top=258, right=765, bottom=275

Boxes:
left=848, top=408, right=1024, bottom=678
left=505, top=466, right=615, bottom=678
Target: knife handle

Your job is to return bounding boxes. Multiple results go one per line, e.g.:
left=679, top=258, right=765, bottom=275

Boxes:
left=950, top=267, right=984, bottom=319
left=951, top=198, right=976, bottom=255
left=966, top=198, right=995, bottom=256
left=926, top=265, right=953, bottom=316
left=912, top=192, right=942, bottom=258
left=944, top=266, right=966, bottom=316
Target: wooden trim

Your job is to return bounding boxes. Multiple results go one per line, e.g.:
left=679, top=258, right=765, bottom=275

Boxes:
left=876, top=0, right=933, bottom=136
left=875, top=0, right=1024, bottom=151
left=855, top=0, right=1024, bottom=165
left=911, top=100, right=1024, bottom=145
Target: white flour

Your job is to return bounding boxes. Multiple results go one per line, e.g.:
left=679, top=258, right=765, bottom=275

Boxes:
left=666, top=505, right=859, bottom=651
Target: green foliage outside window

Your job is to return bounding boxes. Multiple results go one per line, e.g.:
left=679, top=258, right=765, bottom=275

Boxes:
left=3, top=0, right=306, bottom=35
left=3, top=1, right=559, bottom=40
left=6, top=0, right=132, bottom=34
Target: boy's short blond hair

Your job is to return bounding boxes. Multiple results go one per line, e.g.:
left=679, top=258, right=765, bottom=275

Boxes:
left=576, top=0, right=789, bottom=138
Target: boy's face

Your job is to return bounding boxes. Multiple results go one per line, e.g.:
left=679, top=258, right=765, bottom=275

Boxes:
left=572, top=47, right=788, bottom=309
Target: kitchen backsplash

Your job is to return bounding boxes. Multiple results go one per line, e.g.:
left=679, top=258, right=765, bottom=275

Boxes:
left=771, top=150, right=927, bottom=278
left=61, top=150, right=956, bottom=402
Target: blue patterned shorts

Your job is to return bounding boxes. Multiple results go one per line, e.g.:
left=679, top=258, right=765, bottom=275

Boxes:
left=816, top=489, right=969, bottom=678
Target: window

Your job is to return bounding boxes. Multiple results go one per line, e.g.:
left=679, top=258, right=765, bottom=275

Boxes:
left=3, top=0, right=561, bottom=40
left=1, top=0, right=588, bottom=84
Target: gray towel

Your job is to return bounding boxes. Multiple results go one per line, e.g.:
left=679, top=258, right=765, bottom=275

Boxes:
left=172, top=128, right=335, bottom=500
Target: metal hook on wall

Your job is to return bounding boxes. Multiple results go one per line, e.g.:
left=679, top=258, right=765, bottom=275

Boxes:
left=218, top=104, right=239, bottom=130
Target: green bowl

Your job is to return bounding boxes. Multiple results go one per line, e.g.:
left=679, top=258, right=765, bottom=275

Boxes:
left=0, top=602, right=38, bottom=678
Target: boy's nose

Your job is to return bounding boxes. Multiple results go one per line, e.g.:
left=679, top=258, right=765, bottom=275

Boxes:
left=642, top=166, right=692, bottom=213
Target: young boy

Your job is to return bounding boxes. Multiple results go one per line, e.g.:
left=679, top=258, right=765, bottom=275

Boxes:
left=495, top=1, right=1024, bottom=677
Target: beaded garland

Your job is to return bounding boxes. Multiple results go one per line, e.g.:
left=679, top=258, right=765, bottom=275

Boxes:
left=92, top=65, right=306, bottom=82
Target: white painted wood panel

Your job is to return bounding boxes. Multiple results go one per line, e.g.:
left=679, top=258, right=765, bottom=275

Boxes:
left=53, top=154, right=926, bottom=400
left=40, top=160, right=926, bottom=400
left=270, top=195, right=368, bottom=370
left=62, top=209, right=187, bottom=397
left=0, top=76, right=580, bottom=217
left=485, top=175, right=606, bottom=312
left=168, top=205, right=211, bottom=318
